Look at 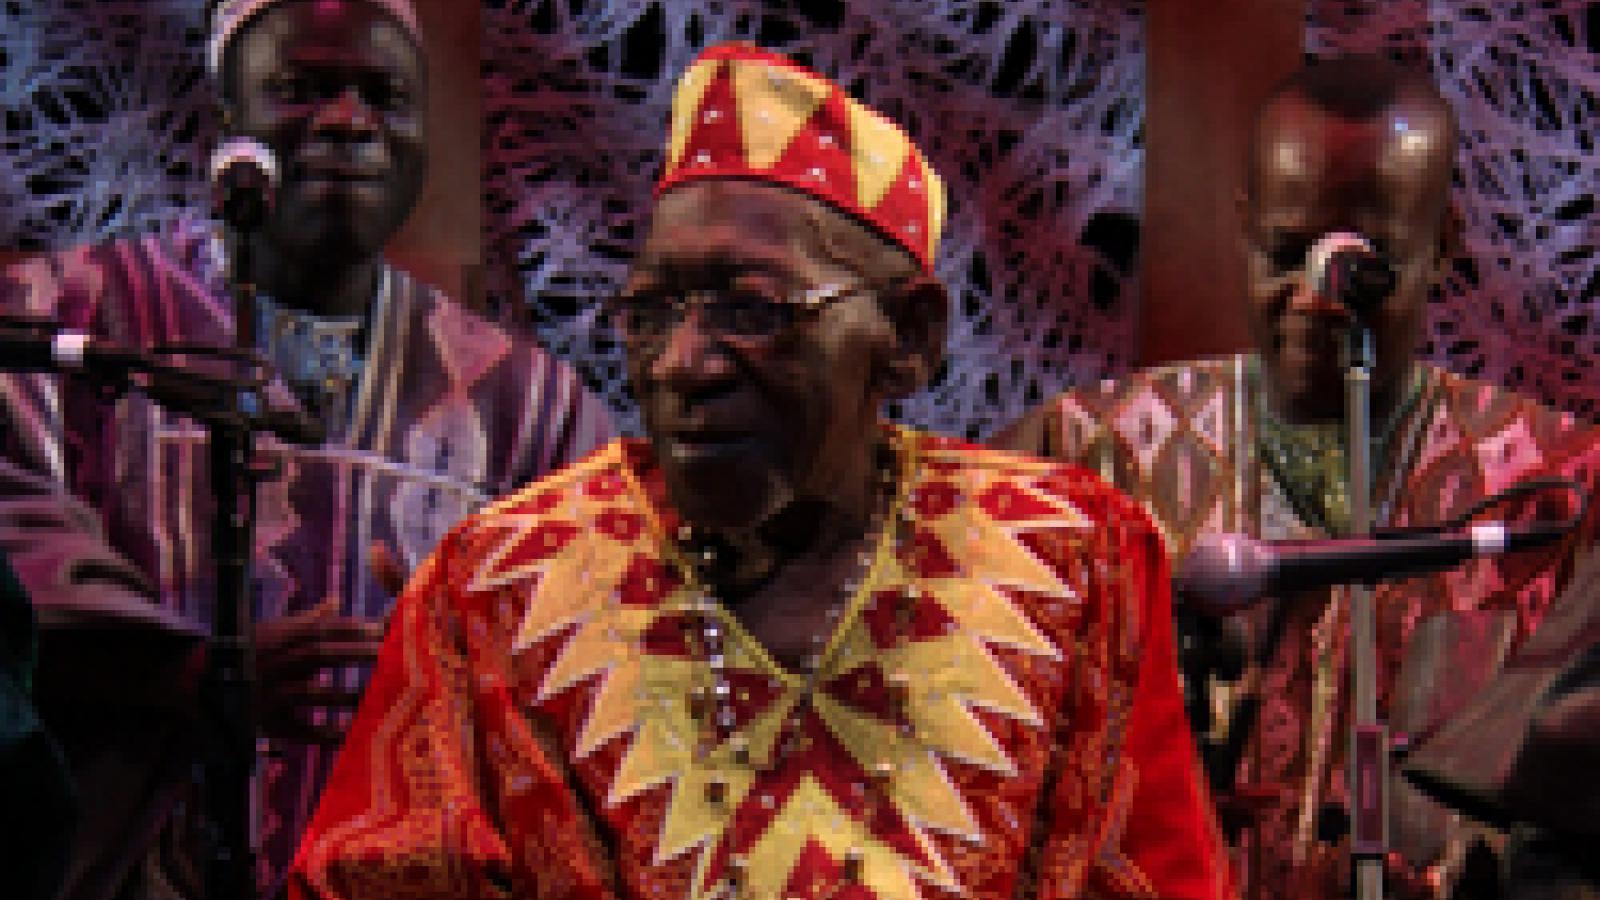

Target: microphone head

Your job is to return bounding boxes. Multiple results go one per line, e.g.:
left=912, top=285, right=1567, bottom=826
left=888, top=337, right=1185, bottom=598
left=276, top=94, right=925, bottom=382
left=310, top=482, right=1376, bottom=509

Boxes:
left=1306, top=231, right=1396, bottom=319
left=1174, top=532, right=1274, bottom=617
left=209, top=137, right=279, bottom=232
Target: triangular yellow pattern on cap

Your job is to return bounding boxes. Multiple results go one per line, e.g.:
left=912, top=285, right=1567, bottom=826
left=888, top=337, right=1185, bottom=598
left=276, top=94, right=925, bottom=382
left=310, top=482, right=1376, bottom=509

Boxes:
left=731, top=58, right=832, bottom=170
left=667, top=57, right=725, bottom=170
left=846, top=100, right=911, bottom=210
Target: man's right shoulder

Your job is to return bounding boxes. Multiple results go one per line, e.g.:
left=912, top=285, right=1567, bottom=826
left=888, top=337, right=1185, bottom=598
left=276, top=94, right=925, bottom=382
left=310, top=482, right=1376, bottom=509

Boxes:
left=993, top=355, right=1246, bottom=460
left=475, top=438, right=631, bottom=521
left=1053, top=355, right=1244, bottom=410
left=449, top=439, right=636, bottom=582
left=437, top=439, right=659, bottom=655
left=0, top=228, right=201, bottom=325
left=0, top=243, right=112, bottom=318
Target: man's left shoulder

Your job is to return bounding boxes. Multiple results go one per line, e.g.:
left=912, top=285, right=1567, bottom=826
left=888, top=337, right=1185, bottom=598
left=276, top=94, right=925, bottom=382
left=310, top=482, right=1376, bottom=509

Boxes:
left=403, top=276, right=590, bottom=392
left=411, top=281, right=515, bottom=352
left=1431, top=367, right=1591, bottom=446
left=911, top=431, right=1157, bottom=533
left=472, top=439, right=627, bottom=520
left=908, top=434, right=1155, bottom=659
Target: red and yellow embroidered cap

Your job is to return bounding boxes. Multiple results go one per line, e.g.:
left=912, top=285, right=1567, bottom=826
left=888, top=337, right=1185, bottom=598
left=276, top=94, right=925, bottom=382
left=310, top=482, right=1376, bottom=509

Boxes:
left=656, top=43, right=947, bottom=272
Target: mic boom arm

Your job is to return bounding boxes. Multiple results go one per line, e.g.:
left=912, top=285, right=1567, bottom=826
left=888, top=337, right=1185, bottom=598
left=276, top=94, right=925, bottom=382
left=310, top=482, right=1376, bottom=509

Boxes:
left=1175, top=478, right=1587, bottom=617
left=0, top=317, right=324, bottom=446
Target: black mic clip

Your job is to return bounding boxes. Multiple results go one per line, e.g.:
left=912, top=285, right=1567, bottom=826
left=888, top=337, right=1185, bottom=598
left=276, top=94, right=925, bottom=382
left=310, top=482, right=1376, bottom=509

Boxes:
left=209, top=138, right=279, bottom=234
left=1306, top=231, right=1397, bottom=321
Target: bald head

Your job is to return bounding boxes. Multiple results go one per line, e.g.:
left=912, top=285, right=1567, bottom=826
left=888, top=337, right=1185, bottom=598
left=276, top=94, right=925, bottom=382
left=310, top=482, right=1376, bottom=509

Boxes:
left=1249, top=55, right=1457, bottom=205
left=1240, top=56, right=1459, bottom=422
left=1263, top=55, right=1454, bottom=125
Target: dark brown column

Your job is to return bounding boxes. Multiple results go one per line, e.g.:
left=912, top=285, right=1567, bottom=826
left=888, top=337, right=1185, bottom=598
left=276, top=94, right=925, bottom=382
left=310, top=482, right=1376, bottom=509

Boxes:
left=1139, top=0, right=1306, bottom=366
left=385, top=0, right=484, bottom=310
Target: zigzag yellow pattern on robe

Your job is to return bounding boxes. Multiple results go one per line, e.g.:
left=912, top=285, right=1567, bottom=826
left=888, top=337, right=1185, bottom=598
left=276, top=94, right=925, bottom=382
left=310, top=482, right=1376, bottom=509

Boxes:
left=469, top=436, right=1096, bottom=900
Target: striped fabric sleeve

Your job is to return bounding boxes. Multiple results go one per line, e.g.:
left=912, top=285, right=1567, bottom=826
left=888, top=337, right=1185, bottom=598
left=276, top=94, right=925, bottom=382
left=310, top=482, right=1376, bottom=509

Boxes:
left=0, top=251, right=185, bottom=633
left=507, top=342, right=616, bottom=489
left=553, top=365, right=616, bottom=470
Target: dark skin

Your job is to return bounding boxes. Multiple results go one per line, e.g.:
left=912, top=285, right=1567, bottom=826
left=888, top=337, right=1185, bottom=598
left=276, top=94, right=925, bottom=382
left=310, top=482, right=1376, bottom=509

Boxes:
left=625, top=180, right=947, bottom=669
left=992, top=81, right=1461, bottom=900
left=246, top=543, right=406, bottom=744
left=1239, top=90, right=1456, bottom=425
left=220, top=0, right=427, bottom=742
left=225, top=0, right=428, bottom=318
left=997, top=88, right=1455, bottom=454
left=1001, top=84, right=1463, bottom=900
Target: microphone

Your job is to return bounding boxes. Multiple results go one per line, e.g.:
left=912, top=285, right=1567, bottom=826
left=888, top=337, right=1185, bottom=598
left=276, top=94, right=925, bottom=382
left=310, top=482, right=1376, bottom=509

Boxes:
left=1305, top=231, right=1397, bottom=319
left=1176, top=521, right=1573, bottom=616
left=209, top=137, right=279, bottom=233
left=0, top=328, right=151, bottom=377
left=0, top=327, right=324, bottom=445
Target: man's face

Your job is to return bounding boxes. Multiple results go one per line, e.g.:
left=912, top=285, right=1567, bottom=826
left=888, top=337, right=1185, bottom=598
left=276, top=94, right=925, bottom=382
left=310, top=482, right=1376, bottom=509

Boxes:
left=227, top=0, right=427, bottom=263
left=623, top=181, right=900, bottom=531
left=1242, top=94, right=1452, bottom=419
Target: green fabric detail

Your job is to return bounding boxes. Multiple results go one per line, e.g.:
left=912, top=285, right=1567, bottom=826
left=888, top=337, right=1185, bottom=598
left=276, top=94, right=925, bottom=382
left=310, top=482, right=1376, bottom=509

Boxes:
left=1251, top=359, right=1428, bottom=536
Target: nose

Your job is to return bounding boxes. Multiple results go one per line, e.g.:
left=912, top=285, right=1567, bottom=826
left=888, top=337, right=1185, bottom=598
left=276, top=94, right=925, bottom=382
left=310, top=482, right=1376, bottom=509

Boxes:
left=647, top=305, right=735, bottom=388
left=311, top=86, right=377, bottom=137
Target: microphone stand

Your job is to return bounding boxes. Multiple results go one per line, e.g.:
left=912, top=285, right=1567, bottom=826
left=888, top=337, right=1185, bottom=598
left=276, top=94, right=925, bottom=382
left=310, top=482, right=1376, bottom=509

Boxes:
left=202, top=392, right=262, bottom=900
left=0, top=313, right=316, bottom=900
left=204, top=221, right=267, bottom=900
left=1345, top=320, right=1385, bottom=900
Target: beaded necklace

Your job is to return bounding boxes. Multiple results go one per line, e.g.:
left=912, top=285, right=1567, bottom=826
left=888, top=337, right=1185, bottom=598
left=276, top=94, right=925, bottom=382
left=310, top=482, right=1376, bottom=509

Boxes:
left=659, top=434, right=916, bottom=893
left=671, top=436, right=908, bottom=728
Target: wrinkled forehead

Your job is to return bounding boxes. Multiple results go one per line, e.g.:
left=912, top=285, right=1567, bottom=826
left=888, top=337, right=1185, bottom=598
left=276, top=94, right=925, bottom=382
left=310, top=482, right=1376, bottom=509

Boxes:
left=636, top=180, right=868, bottom=279
left=1250, top=96, right=1452, bottom=220
left=234, top=0, right=421, bottom=76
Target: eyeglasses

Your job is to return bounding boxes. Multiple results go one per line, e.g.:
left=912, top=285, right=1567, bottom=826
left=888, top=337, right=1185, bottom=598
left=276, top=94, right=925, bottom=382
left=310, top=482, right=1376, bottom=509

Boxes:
left=609, top=283, right=859, bottom=345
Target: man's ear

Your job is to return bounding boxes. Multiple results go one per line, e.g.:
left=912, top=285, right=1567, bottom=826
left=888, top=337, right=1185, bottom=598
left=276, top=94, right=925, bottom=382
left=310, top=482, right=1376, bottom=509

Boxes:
left=1435, top=197, right=1464, bottom=274
left=874, top=273, right=949, bottom=400
left=1234, top=187, right=1254, bottom=252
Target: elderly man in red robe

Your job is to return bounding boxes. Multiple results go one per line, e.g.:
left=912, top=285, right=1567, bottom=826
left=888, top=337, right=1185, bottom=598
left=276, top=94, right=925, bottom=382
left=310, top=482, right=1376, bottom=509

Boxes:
left=291, top=43, right=1233, bottom=900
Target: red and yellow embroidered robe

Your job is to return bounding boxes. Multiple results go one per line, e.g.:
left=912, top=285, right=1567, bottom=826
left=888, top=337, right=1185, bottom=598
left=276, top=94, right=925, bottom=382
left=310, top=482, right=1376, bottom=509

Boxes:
left=291, top=431, right=1232, bottom=900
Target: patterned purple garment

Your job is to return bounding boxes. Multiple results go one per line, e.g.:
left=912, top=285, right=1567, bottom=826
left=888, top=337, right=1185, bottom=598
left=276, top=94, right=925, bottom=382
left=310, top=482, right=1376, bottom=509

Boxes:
left=0, top=220, right=614, bottom=899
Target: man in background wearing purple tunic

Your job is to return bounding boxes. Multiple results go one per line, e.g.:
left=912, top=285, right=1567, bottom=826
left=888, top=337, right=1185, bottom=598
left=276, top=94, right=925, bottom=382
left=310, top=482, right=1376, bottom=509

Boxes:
left=0, top=1, right=612, bottom=897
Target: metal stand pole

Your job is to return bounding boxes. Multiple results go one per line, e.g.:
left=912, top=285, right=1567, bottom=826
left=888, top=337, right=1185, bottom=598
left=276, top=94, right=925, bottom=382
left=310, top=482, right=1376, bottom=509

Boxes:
left=202, top=417, right=261, bottom=900
left=0, top=309, right=312, bottom=900
left=1345, top=324, right=1386, bottom=900
left=204, top=225, right=265, bottom=900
